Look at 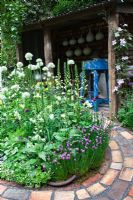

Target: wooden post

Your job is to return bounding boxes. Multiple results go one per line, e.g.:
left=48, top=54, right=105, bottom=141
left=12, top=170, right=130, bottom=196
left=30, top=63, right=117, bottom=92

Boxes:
left=43, top=29, right=53, bottom=65
left=108, top=12, right=119, bottom=119
left=16, top=43, right=23, bottom=62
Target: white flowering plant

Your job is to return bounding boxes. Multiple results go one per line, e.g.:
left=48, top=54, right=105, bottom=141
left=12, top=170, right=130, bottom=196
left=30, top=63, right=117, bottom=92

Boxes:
left=0, top=53, right=110, bottom=187
left=112, top=24, right=133, bottom=94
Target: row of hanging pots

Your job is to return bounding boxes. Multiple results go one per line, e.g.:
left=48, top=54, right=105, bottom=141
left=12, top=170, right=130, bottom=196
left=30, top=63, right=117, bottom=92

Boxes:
left=62, top=29, right=104, bottom=46
left=66, top=47, right=92, bottom=57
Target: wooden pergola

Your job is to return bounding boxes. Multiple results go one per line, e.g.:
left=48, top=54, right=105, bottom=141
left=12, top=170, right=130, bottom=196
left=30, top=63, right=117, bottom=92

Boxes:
left=17, top=0, right=133, bottom=118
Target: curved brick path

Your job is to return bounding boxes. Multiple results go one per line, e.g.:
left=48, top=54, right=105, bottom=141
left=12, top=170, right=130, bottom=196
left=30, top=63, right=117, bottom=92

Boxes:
left=0, top=127, right=133, bottom=200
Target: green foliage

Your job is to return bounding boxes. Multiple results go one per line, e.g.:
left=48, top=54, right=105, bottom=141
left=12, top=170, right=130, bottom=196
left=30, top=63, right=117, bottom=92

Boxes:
left=0, top=57, right=110, bottom=187
left=0, top=0, right=26, bottom=65
left=118, top=93, right=133, bottom=130
left=53, top=0, right=104, bottom=16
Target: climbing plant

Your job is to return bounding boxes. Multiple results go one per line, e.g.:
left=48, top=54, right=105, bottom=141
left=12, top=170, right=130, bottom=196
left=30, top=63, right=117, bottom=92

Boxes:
left=0, top=0, right=26, bottom=66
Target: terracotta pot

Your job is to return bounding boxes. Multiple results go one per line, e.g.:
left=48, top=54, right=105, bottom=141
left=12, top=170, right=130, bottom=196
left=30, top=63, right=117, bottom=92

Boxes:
left=48, top=175, right=76, bottom=187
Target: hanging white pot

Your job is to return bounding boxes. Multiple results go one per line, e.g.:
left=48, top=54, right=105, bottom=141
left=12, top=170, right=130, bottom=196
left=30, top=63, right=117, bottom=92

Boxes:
left=62, top=40, right=68, bottom=46
left=86, top=29, right=94, bottom=42
left=95, top=30, right=104, bottom=40
left=83, top=47, right=91, bottom=56
left=78, top=35, right=85, bottom=44
left=69, top=37, right=76, bottom=45
left=66, top=50, right=73, bottom=57
left=74, top=48, right=82, bottom=57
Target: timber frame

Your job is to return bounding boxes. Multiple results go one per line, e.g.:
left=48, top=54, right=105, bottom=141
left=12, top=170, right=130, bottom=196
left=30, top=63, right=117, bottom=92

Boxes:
left=18, top=0, right=133, bottom=118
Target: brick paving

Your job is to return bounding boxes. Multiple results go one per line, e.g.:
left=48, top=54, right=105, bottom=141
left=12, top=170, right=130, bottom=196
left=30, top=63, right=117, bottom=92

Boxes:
left=0, top=127, right=133, bottom=200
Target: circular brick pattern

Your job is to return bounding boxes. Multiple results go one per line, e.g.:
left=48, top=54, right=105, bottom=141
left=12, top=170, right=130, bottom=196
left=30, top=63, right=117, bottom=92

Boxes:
left=0, top=127, right=133, bottom=200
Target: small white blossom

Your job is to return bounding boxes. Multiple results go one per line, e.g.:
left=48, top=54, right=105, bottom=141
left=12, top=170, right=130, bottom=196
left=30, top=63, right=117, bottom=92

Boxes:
left=123, top=24, right=128, bottom=27
left=25, top=52, right=33, bottom=61
left=36, top=62, right=43, bottom=69
left=17, top=62, right=23, bottom=68
left=36, top=58, right=42, bottom=63
left=117, top=79, right=124, bottom=86
left=22, top=92, right=30, bottom=99
left=1, top=87, right=8, bottom=93
left=113, top=86, right=119, bottom=93
left=114, top=32, right=120, bottom=37
left=47, top=62, right=55, bottom=69
left=112, top=40, right=117, bottom=45
left=116, top=65, right=121, bottom=71
left=42, top=66, right=48, bottom=71
left=14, top=111, right=21, bottom=120
left=11, top=84, right=20, bottom=91
left=47, top=71, right=52, bottom=78
left=122, top=56, right=129, bottom=61
left=67, top=60, right=75, bottom=65
left=18, top=71, right=25, bottom=78
left=56, top=96, right=61, bottom=101
left=120, top=38, right=126, bottom=46
left=28, top=64, right=37, bottom=70
left=0, top=66, right=7, bottom=72
left=49, top=114, right=54, bottom=120
left=61, top=113, right=66, bottom=118
left=117, top=27, right=123, bottom=32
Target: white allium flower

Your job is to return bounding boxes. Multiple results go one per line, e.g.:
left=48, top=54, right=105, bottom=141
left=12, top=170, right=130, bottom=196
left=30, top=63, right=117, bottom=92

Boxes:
left=117, top=79, right=124, bottom=86
left=36, top=62, right=43, bottom=68
left=34, top=73, right=42, bottom=81
left=47, top=62, right=55, bottom=69
left=120, top=38, right=126, bottom=46
left=0, top=94, right=6, bottom=100
left=29, top=118, right=36, bottom=123
left=1, top=87, right=8, bottom=93
left=17, top=62, right=23, bottom=68
left=14, top=111, right=21, bottom=120
left=19, top=104, right=25, bottom=109
left=42, top=66, right=48, bottom=71
left=117, top=27, right=123, bottom=32
left=11, top=84, right=20, bottom=91
left=10, top=69, right=16, bottom=77
left=123, top=24, right=128, bottom=27
left=34, top=93, right=41, bottom=98
left=0, top=66, right=7, bottom=72
left=122, top=56, right=129, bottom=61
left=116, top=65, right=121, bottom=71
left=112, top=86, right=119, bottom=93
left=49, top=114, right=54, bottom=120
left=56, top=96, right=61, bottom=101
left=112, top=40, right=117, bottom=45
left=28, top=64, right=37, bottom=70
left=47, top=71, right=52, bottom=77
left=61, top=113, right=66, bottom=118
left=114, top=32, right=120, bottom=37
left=25, top=52, right=33, bottom=61
left=18, top=71, right=25, bottom=78
left=36, top=58, right=42, bottom=63
left=22, top=92, right=30, bottom=99
left=67, top=60, right=75, bottom=65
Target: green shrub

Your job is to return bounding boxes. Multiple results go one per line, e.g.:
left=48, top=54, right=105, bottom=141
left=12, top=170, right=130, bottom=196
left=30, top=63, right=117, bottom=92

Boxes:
left=0, top=56, right=110, bottom=187
left=118, top=93, right=133, bottom=130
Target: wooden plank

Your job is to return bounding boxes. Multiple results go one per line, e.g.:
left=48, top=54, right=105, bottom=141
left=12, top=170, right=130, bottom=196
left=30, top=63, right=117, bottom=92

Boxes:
left=108, top=12, right=119, bottom=119
left=43, top=29, right=53, bottom=65
left=16, top=43, right=23, bottom=62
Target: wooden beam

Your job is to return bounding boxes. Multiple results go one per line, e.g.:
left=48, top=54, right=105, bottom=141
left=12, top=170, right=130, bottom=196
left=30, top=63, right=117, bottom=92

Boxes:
left=43, top=29, right=53, bottom=65
left=16, top=43, right=23, bottom=62
left=108, top=12, right=119, bottom=119
left=117, top=4, right=133, bottom=14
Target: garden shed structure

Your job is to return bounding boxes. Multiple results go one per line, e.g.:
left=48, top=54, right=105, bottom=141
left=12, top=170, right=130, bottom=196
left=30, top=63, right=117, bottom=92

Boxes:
left=18, top=0, right=133, bottom=118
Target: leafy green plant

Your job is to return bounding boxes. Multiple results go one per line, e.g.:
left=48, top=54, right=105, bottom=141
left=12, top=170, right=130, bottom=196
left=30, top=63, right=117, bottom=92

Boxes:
left=0, top=56, right=110, bottom=187
left=118, top=93, right=133, bottom=130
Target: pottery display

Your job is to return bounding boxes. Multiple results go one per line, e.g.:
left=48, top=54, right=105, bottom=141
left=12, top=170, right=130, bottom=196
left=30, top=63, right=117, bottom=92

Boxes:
left=78, top=35, right=85, bottom=44
left=62, top=40, right=68, bottom=46
left=95, top=30, right=104, bottom=40
left=66, top=50, right=73, bottom=57
left=69, top=37, right=76, bottom=45
left=86, top=29, right=94, bottom=42
left=83, top=47, right=91, bottom=56
left=74, top=48, right=82, bottom=57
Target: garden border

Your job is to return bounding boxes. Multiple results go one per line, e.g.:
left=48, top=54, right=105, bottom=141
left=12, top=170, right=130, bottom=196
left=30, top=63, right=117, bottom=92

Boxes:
left=0, top=127, right=133, bottom=200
